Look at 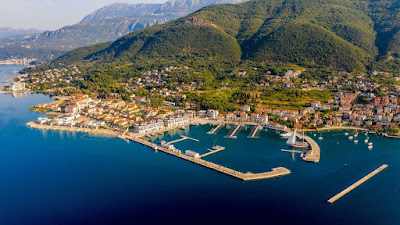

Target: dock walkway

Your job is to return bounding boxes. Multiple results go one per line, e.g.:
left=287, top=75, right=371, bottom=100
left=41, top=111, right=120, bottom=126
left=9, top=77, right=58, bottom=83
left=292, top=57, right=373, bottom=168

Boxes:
left=200, top=146, right=226, bottom=158
left=225, top=124, right=241, bottom=138
left=207, top=123, right=224, bottom=134
left=167, top=135, right=199, bottom=145
left=327, top=164, right=388, bottom=203
left=248, top=125, right=261, bottom=138
left=124, top=135, right=291, bottom=181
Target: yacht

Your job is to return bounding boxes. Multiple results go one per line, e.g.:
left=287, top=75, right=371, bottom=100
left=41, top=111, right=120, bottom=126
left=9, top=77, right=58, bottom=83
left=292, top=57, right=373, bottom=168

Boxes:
left=286, top=130, right=309, bottom=148
left=348, top=136, right=354, bottom=140
left=364, top=139, right=368, bottom=143
left=180, top=126, right=186, bottom=130
left=354, top=140, right=359, bottom=144
left=280, top=132, right=292, bottom=138
left=345, top=132, right=349, bottom=136
left=318, top=133, right=323, bottom=140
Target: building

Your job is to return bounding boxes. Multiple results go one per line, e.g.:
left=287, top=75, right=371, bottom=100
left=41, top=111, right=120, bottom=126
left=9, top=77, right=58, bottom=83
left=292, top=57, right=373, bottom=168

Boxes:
left=8, top=82, right=25, bottom=92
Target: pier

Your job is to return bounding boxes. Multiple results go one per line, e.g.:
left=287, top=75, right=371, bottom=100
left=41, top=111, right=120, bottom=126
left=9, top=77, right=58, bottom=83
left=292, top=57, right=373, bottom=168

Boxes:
left=207, top=123, right=224, bottom=134
left=327, top=164, right=388, bottom=204
left=281, top=149, right=303, bottom=154
left=296, top=133, right=320, bottom=163
left=225, top=124, right=241, bottom=138
left=124, top=135, right=291, bottom=181
left=248, top=125, right=261, bottom=138
left=200, top=146, right=226, bottom=158
left=166, top=135, right=199, bottom=145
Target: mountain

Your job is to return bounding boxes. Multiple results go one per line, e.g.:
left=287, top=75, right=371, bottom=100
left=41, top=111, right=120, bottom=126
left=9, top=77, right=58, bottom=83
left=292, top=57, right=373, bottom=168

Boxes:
left=0, top=27, right=42, bottom=39
left=54, top=0, right=400, bottom=71
left=0, top=0, right=248, bottom=61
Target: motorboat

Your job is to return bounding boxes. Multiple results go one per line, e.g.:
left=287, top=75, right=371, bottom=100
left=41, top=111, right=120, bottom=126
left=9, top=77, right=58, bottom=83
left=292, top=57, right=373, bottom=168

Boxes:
left=280, top=132, right=292, bottom=138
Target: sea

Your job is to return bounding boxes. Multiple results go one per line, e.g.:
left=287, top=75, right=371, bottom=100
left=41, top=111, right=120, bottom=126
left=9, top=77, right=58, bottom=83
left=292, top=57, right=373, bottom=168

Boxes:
left=0, top=65, right=399, bottom=225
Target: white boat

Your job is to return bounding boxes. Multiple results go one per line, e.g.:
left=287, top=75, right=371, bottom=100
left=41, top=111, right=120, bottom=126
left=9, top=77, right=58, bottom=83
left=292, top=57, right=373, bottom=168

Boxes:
left=180, top=126, right=186, bottom=130
left=158, top=132, right=163, bottom=135
left=348, top=136, right=354, bottom=140
left=354, top=133, right=358, bottom=137
left=318, top=133, right=323, bottom=140
left=354, top=140, right=359, bottom=144
left=368, top=145, right=373, bottom=150
left=368, top=142, right=373, bottom=146
left=364, top=139, right=368, bottom=143
left=345, top=132, right=349, bottom=136
left=280, top=132, right=292, bottom=138
left=286, top=129, right=309, bottom=148
left=145, top=134, right=151, bottom=138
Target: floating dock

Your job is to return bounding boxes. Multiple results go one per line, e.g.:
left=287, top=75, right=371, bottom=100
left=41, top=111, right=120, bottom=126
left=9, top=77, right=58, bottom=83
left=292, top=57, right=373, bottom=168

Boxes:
left=207, top=123, right=224, bottom=134
left=122, top=134, right=291, bottom=181
left=327, top=164, right=388, bottom=204
left=225, top=124, right=241, bottom=138
left=248, top=125, right=261, bottom=138
left=200, top=146, right=226, bottom=158
left=167, top=135, right=199, bottom=145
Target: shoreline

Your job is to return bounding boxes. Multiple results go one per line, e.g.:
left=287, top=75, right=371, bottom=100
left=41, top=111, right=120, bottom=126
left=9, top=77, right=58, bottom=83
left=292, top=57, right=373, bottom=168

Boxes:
left=26, top=122, right=119, bottom=137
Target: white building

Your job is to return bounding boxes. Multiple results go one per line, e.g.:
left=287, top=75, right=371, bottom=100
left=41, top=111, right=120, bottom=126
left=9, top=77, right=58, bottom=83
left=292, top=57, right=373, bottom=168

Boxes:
left=207, top=110, right=219, bottom=119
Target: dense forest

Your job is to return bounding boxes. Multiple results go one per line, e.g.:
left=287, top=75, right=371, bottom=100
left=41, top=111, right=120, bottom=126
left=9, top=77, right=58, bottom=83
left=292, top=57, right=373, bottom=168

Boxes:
left=44, top=0, right=400, bottom=72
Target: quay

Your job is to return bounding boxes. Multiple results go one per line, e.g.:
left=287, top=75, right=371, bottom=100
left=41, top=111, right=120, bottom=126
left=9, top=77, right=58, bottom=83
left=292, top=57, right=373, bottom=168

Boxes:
left=225, top=124, right=241, bottom=138
left=122, top=134, right=291, bottom=181
left=248, top=125, right=261, bottom=138
left=200, top=146, right=226, bottom=158
left=167, top=135, right=199, bottom=145
left=327, top=164, right=388, bottom=204
left=298, top=133, right=320, bottom=163
left=207, top=123, right=224, bottom=134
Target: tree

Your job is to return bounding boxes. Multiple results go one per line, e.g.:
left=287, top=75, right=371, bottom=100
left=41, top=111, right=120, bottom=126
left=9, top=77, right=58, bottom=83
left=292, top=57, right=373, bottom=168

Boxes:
left=150, top=95, right=164, bottom=108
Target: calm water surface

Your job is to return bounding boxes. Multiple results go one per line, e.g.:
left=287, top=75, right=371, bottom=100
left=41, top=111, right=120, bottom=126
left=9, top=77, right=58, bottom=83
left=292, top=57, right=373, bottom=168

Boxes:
left=0, top=66, right=399, bottom=225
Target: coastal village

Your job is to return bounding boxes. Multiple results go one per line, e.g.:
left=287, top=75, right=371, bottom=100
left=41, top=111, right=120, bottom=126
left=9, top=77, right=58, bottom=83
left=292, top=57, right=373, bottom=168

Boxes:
left=10, top=63, right=400, bottom=137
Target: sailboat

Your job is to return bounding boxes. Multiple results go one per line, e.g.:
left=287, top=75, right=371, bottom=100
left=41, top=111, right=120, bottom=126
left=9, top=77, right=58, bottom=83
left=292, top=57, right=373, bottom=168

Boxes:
left=318, top=133, right=323, bottom=140
left=209, top=136, right=223, bottom=151
left=286, top=129, right=309, bottom=148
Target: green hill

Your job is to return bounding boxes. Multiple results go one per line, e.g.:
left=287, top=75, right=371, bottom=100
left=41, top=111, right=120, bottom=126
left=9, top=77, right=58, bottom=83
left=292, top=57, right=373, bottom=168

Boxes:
left=53, top=0, right=400, bottom=71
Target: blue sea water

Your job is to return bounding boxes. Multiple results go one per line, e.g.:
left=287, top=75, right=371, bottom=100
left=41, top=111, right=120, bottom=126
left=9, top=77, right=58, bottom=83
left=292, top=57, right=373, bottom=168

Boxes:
left=0, top=66, right=399, bottom=225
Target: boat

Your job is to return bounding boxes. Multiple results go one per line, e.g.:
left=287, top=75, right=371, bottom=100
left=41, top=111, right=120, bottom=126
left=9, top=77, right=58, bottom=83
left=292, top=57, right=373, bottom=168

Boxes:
left=354, top=140, right=359, bottom=144
left=158, top=132, right=163, bottom=135
left=280, top=132, right=292, bottom=138
left=368, top=142, right=373, bottom=146
left=354, top=133, right=358, bottom=137
left=286, top=129, right=309, bottom=148
left=364, top=139, right=368, bottom=143
left=345, top=132, right=349, bottom=136
left=145, top=134, right=151, bottom=138
left=348, top=136, right=354, bottom=140
left=318, top=133, right=323, bottom=140
left=368, top=145, right=373, bottom=150
left=180, top=126, right=186, bottom=130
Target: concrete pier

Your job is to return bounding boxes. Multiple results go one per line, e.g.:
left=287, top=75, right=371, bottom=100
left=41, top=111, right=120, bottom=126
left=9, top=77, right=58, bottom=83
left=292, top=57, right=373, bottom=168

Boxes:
left=207, top=123, right=224, bottom=134
left=297, top=133, right=320, bottom=163
left=125, top=135, right=291, bottom=181
left=327, top=164, right=388, bottom=204
left=281, top=149, right=303, bottom=154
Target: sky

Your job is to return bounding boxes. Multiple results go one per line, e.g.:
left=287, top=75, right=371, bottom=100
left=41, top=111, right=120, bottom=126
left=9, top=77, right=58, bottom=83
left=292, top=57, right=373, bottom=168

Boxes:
left=0, top=0, right=167, bottom=31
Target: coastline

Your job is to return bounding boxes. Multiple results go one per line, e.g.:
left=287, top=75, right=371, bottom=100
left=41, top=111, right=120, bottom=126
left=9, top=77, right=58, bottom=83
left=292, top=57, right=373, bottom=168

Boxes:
left=26, top=121, right=119, bottom=137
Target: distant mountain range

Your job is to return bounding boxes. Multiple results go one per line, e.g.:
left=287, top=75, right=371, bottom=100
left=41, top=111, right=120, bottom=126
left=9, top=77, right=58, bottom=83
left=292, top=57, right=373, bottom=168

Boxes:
left=54, top=0, right=400, bottom=71
left=0, top=0, right=248, bottom=61
left=0, top=27, right=42, bottom=39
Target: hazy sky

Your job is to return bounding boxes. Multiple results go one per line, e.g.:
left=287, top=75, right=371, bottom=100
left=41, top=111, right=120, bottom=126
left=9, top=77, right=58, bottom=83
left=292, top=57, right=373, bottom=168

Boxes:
left=0, top=0, right=167, bottom=31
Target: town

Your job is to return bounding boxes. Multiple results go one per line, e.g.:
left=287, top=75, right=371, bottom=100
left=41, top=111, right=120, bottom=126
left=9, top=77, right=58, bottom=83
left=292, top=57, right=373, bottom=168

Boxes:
left=6, top=63, right=400, bottom=136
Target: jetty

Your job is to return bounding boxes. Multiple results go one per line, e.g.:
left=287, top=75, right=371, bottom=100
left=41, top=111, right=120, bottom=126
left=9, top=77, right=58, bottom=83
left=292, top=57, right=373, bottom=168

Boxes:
left=225, top=124, right=241, bottom=138
left=167, top=135, right=199, bottom=145
left=296, top=133, right=320, bottom=163
left=200, top=146, right=226, bottom=158
left=207, top=123, right=224, bottom=134
left=124, top=134, right=291, bottom=181
left=248, top=125, right=261, bottom=138
left=281, top=149, right=303, bottom=154
left=327, top=164, right=388, bottom=204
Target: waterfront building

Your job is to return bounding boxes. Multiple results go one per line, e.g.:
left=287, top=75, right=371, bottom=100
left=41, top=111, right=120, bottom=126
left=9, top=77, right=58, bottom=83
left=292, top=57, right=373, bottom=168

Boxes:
left=207, top=110, right=219, bottom=119
left=8, top=82, right=25, bottom=92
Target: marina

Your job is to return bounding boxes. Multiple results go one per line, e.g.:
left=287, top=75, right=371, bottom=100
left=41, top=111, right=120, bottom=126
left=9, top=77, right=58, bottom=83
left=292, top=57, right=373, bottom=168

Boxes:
left=225, top=124, right=242, bottom=139
left=207, top=123, right=224, bottom=134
